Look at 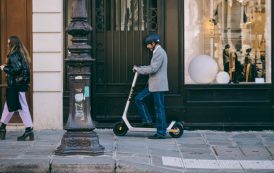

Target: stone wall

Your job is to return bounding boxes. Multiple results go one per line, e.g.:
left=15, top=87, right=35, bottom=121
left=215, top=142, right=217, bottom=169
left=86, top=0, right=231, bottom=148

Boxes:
left=32, top=0, right=63, bottom=129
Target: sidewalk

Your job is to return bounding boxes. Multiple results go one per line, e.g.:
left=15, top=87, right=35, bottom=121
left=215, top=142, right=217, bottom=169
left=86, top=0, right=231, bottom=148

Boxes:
left=1, top=128, right=274, bottom=173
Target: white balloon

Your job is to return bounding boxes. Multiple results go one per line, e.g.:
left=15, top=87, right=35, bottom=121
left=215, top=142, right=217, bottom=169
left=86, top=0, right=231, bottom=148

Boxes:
left=188, top=55, right=218, bottom=84
left=216, top=71, right=230, bottom=84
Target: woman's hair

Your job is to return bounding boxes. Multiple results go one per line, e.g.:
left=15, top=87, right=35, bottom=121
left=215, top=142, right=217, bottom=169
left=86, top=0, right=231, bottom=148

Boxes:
left=7, top=35, right=31, bottom=64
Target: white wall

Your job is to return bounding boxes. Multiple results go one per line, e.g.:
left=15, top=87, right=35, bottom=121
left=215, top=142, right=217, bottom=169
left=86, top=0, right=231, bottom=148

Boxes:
left=32, top=0, right=63, bottom=129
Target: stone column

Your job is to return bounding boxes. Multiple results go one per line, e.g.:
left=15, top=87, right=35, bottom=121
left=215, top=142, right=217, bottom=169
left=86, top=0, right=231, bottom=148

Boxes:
left=55, top=0, right=104, bottom=156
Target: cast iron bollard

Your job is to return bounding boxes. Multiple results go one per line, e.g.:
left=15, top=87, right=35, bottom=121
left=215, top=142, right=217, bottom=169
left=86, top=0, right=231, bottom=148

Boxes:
left=55, top=0, right=104, bottom=156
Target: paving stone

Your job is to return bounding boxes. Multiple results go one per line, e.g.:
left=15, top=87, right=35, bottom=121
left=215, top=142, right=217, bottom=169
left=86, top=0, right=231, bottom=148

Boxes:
left=180, top=145, right=212, bottom=154
left=149, top=148, right=181, bottom=157
left=180, top=146, right=216, bottom=159
left=151, top=155, right=164, bottom=167
left=203, top=132, right=233, bottom=140
left=24, top=148, right=56, bottom=155
left=177, top=131, right=202, bottom=138
left=117, top=135, right=145, bottom=140
left=1, top=141, right=33, bottom=146
left=163, top=158, right=245, bottom=172
left=117, top=145, right=147, bottom=154
left=51, top=156, right=115, bottom=173
left=0, top=159, right=49, bottom=173
left=147, top=139, right=176, bottom=145
left=212, top=146, right=244, bottom=159
left=118, top=141, right=146, bottom=147
left=117, top=152, right=149, bottom=158
left=245, top=170, right=274, bottom=173
left=1, top=129, right=274, bottom=173
left=204, top=134, right=232, bottom=144
left=183, top=154, right=216, bottom=160
left=100, top=144, right=114, bottom=154
left=117, top=160, right=183, bottom=173
left=118, top=155, right=150, bottom=165
left=178, top=137, right=206, bottom=145
left=265, top=146, right=274, bottom=156
left=18, top=154, right=53, bottom=159
left=210, top=140, right=233, bottom=146
left=240, top=160, right=274, bottom=170
left=147, top=143, right=177, bottom=150
left=33, top=141, right=60, bottom=146
left=262, top=137, right=274, bottom=146
left=260, top=132, right=274, bottom=138
left=0, top=148, right=26, bottom=154
left=36, top=129, right=64, bottom=135
left=218, top=160, right=242, bottom=170
left=187, top=170, right=243, bottom=173
left=184, top=159, right=219, bottom=169
left=118, top=132, right=150, bottom=138
left=240, top=147, right=271, bottom=160
left=0, top=153, right=19, bottom=159
left=232, top=134, right=263, bottom=146
left=162, top=156, right=184, bottom=168
left=103, top=139, right=115, bottom=146
left=94, top=129, right=113, bottom=135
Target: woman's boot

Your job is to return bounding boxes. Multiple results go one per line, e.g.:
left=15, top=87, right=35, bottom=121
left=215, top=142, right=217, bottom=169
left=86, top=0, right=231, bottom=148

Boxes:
left=0, top=123, right=6, bottom=140
left=17, top=127, right=34, bottom=141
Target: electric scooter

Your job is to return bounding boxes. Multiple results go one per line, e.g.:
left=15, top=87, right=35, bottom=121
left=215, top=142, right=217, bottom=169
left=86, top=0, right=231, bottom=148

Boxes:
left=113, top=72, right=184, bottom=138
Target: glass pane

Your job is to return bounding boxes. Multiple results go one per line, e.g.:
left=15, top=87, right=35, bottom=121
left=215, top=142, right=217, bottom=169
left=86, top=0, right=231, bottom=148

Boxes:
left=184, top=0, right=271, bottom=84
left=113, top=0, right=157, bottom=31
left=114, top=0, right=144, bottom=31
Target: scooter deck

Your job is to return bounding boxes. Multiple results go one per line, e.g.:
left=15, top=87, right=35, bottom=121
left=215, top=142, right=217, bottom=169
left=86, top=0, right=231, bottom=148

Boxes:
left=127, top=127, right=179, bottom=133
left=124, top=117, right=178, bottom=133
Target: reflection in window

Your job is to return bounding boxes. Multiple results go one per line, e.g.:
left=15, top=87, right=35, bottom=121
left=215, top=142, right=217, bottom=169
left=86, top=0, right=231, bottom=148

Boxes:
left=95, top=0, right=157, bottom=32
left=184, top=0, right=271, bottom=84
left=114, top=0, right=157, bottom=31
left=115, top=0, right=144, bottom=31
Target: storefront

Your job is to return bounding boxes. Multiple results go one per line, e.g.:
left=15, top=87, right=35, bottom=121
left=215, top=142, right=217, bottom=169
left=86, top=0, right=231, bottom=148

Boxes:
left=64, top=0, right=274, bottom=129
left=182, top=0, right=274, bottom=129
left=2, top=0, right=272, bottom=130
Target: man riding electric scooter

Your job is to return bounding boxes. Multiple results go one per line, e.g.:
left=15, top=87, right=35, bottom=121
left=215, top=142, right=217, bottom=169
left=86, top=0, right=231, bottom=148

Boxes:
left=133, top=33, right=169, bottom=139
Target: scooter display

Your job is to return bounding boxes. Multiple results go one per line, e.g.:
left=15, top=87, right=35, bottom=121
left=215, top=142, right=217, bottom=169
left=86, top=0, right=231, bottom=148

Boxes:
left=113, top=72, right=184, bottom=138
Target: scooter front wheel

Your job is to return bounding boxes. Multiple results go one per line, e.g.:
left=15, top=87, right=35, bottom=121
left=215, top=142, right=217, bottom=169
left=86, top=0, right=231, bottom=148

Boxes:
left=113, top=121, right=128, bottom=136
left=169, top=122, right=184, bottom=138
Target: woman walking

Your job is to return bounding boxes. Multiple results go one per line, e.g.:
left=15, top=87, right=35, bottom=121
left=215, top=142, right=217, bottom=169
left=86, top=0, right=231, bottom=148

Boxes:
left=0, top=35, right=34, bottom=141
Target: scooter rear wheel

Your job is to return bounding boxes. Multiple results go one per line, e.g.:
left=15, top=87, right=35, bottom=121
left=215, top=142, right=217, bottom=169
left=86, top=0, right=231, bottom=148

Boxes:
left=113, top=121, right=128, bottom=136
left=169, top=122, right=184, bottom=138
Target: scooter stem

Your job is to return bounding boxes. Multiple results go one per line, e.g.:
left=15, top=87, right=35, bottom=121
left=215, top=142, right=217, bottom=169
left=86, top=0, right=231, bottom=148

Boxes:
left=132, top=72, right=139, bottom=88
left=127, top=72, right=138, bottom=101
left=122, top=72, right=139, bottom=117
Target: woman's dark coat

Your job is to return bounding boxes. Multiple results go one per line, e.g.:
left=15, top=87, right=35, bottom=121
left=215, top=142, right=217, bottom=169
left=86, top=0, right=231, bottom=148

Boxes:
left=3, top=51, right=30, bottom=111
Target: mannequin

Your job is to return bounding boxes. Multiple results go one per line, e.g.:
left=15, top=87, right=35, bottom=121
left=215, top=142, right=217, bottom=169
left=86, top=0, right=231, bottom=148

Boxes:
left=224, top=51, right=243, bottom=83
left=243, top=48, right=257, bottom=82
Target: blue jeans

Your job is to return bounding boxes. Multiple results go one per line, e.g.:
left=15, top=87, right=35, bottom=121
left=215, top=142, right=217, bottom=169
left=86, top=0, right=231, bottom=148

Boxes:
left=135, top=88, right=167, bottom=136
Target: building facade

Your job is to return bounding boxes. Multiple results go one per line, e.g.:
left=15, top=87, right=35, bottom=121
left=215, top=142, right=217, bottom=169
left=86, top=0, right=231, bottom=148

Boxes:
left=1, top=0, right=63, bottom=129
left=1, top=0, right=273, bottom=130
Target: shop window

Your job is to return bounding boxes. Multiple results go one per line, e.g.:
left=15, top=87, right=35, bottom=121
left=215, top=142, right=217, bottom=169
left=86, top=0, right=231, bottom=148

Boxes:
left=184, top=0, right=271, bottom=84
